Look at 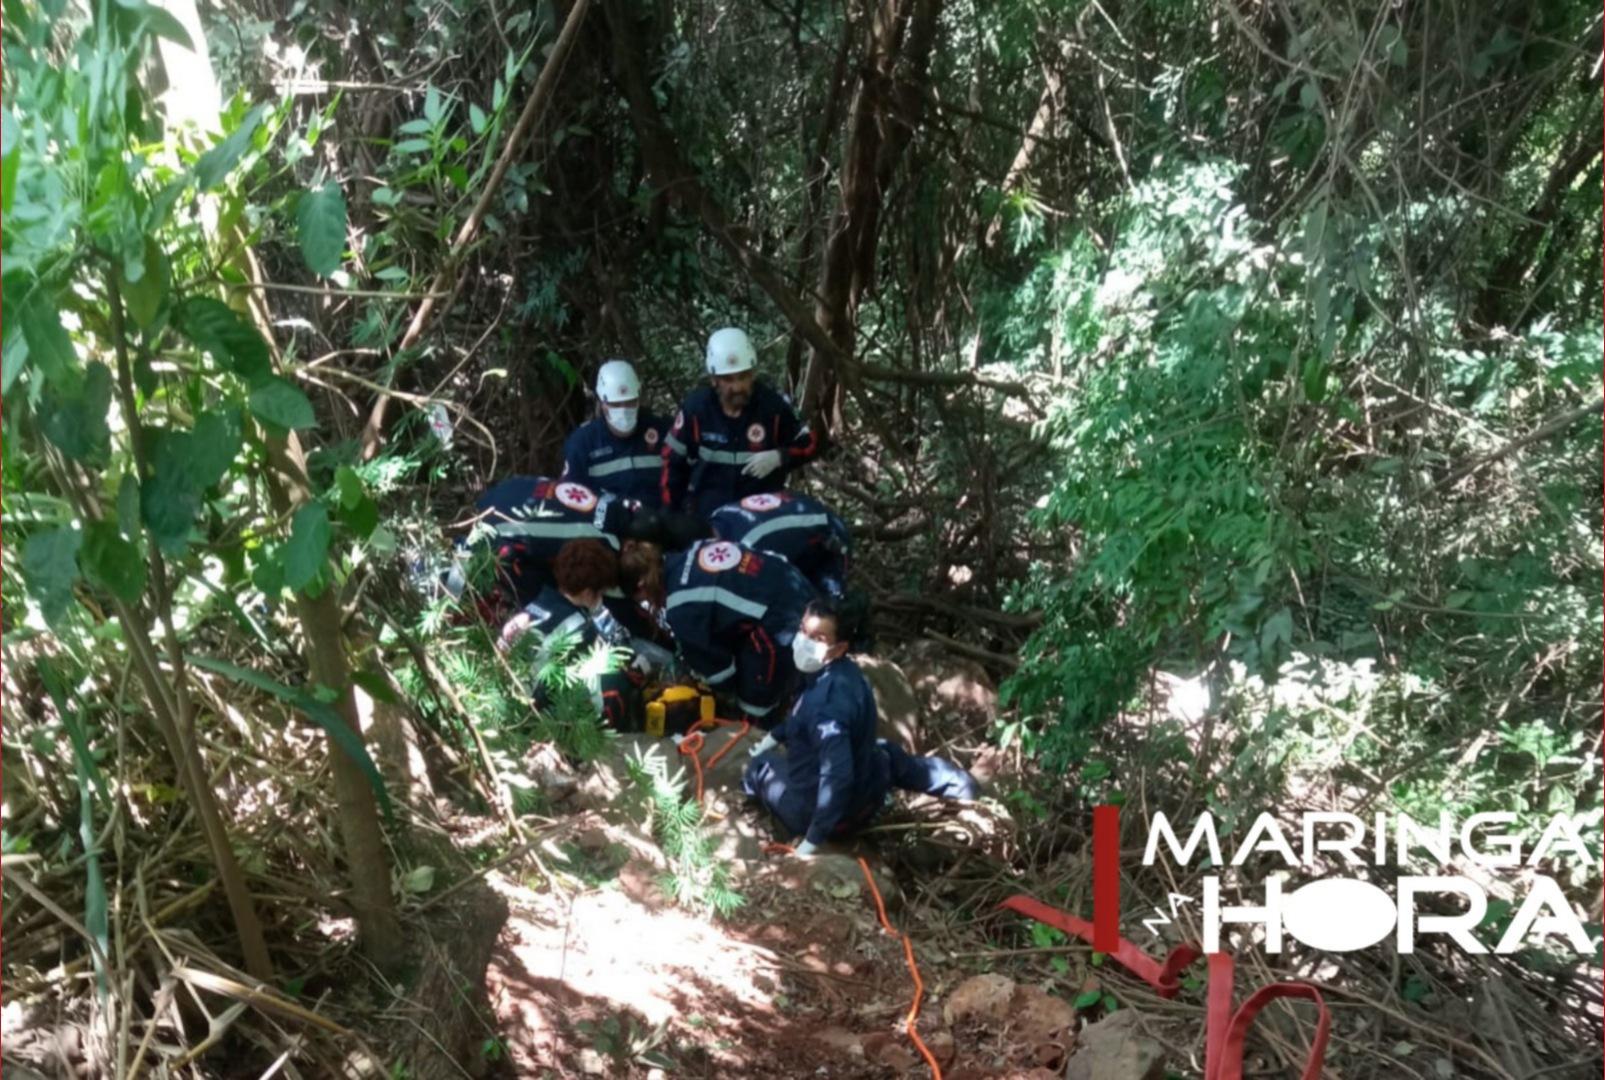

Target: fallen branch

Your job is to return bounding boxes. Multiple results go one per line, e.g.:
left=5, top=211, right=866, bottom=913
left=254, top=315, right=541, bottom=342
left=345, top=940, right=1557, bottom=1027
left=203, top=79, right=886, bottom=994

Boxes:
left=1434, top=396, right=1602, bottom=492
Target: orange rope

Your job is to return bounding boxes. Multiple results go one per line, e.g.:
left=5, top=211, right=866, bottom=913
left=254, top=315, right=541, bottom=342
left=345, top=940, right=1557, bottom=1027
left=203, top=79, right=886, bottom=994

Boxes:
left=857, top=857, right=943, bottom=1080
left=675, top=717, right=750, bottom=806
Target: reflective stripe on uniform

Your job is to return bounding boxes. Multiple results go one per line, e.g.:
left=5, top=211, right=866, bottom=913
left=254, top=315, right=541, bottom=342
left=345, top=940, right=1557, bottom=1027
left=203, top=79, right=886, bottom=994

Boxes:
left=743, top=512, right=829, bottom=549
left=494, top=521, right=620, bottom=548
left=737, top=698, right=775, bottom=717
left=588, top=455, right=664, bottom=477
left=665, top=434, right=689, bottom=456
left=665, top=585, right=768, bottom=621
left=699, top=447, right=759, bottom=466
left=704, top=661, right=737, bottom=685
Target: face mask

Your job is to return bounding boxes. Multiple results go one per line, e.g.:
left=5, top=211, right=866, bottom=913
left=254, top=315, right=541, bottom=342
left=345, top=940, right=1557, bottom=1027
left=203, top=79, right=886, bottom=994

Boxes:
left=792, top=634, right=832, bottom=674
left=604, top=405, right=638, bottom=435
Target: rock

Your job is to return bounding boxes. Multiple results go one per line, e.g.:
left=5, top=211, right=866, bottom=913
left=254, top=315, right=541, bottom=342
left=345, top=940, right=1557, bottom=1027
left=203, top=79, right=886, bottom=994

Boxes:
left=817, top=1027, right=865, bottom=1058
left=1012, top=984, right=1077, bottom=1047
left=1064, top=1010, right=1166, bottom=1080
left=943, top=973, right=1017, bottom=1027
left=857, top=654, right=925, bottom=751
left=901, top=640, right=999, bottom=736
left=860, top=1032, right=918, bottom=1072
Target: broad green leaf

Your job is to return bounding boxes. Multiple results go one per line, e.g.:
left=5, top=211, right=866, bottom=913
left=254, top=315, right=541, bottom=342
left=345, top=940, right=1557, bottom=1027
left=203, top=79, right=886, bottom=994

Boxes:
left=80, top=520, right=146, bottom=603
left=248, top=378, right=315, bottom=430
left=138, top=6, right=193, bottom=48
left=1, top=326, right=25, bottom=394
left=188, top=654, right=392, bottom=821
left=334, top=466, right=365, bottom=509
left=0, top=107, right=17, bottom=156
left=423, top=84, right=443, bottom=124
left=120, top=240, right=167, bottom=329
left=178, top=297, right=269, bottom=379
left=1073, top=989, right=1103, bottom=1009
left=191, top=408, right=242, bottom=488
left=40, top=362, right=113, bottom=465
left=370, top=187, right=400, bottom=208
left=283, top=502, right=331, bottom=590
left=396, top=118, right=432, bottom=136
left=20, top=295, right=78, bottom=391
left=340, top=495, right=379, bottom=539
left=23, top=526, right=83, bottom=626
left=194, top=104, right=269, bottom=190
left=393, top=138, right=431, bottom=155
left=142, top=466, right=200, bottom=555
left=469, top=104, right=488, bottom=135
left=116, top=474, right=141, bottom=541
left=296, top=181, right=347, bottom=277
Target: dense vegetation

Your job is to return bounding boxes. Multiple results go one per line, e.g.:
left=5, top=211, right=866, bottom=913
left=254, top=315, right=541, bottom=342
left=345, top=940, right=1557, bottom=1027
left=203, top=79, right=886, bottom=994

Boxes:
left=3, top=0, right=1599, bottom=1075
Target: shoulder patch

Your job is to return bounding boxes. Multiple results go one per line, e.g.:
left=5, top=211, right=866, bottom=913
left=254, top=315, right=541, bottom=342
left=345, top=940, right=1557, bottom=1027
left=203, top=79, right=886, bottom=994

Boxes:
left=746, top=422, right=766, bottom=444
left=555, top=482, right=598, bottom=513
left=643, top=427, right=660, bottom=446
left=739, top=493, right=784, bottom=512
left=696, top=540, right=743, bottom=574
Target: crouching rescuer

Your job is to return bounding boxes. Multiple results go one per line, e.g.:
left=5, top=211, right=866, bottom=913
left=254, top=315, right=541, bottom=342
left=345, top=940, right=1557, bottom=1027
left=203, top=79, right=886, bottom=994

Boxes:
left=497, top=539, right=653, bottom=731
left=741, top=597, right=980, bottom=855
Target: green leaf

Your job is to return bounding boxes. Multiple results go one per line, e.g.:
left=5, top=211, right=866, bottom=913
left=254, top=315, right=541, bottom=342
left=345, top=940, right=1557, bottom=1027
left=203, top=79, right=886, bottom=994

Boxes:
left=139, top=6, right=194, bottom=48
left=20, top=295, right=78, bottom=392
left=396, top=118, right=432, bottom=136
left=194, top=104, right=269, bottom=190
left=190, top=408, right=242, bottom=488
left=334, top=466, right=365, bottom=509
left=120, top=240, right=168, bottom=329
left=296, top=181, right=347, bottom=277
left=423, top=83, right=443, bottom=124
left=188, top=654, right=392, bottom=822
left=1073, top=989, right=1103, bottom=1009
left=40, top=362, right=113, bottom=465
left=1260, top=606, right=1294, bottom=655
left=248, top=378, right=315, bottom=430
left=142, top=464, right=200, bottom=556
left=23, top=527, right=83, bottom=626
left=1, top=327, right=25, bottom=394
left=370, top=187, right=400, bottom=208
left=283, top=502, right=331, bottom=590
left=116, top=475, right=141, bottom=541
left=178, top=297, right=269, bottom=380
left=351, top=670, right=400, bottom=704
left=80, top=520, right=146, bottom=604
left=469, top=103, right=488, bottom=135
left=393, top=138, right=431, bottom=155
left=1, top=107, right=17, bottom=156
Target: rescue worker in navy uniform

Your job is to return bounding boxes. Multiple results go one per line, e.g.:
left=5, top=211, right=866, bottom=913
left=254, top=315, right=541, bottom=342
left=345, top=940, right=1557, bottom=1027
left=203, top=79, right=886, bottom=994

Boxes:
left=661, top=327, right=821, bottom=519
left=451, top=477, right=704, bottom=651
left=646, top=537, right=818, bottom=726
left=742, top=597, right=981, bottom=856
left=562, top=360, right=670, bottom=507
left=709, top=491, right=852, bottom=599
left=496, top=539, right=647, bottom=730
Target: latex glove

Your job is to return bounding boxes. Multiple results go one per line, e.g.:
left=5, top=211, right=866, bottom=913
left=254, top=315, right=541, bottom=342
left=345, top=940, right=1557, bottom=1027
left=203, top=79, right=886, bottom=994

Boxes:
left=497, top=612, right=534, bottom=653
left=742, top=449, right=782, bottom=478
left=628, top=652, right=654, bottom=675
left=792, top=839, right=818, bottom=858
left=748, top=732, right=779, bottom=759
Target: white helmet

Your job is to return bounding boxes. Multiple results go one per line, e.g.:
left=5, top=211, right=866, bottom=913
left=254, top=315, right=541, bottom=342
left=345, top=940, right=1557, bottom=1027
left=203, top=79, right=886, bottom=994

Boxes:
left=705, top=328, right=756, bottom=377
left=595, top=359, right=641, bottom=403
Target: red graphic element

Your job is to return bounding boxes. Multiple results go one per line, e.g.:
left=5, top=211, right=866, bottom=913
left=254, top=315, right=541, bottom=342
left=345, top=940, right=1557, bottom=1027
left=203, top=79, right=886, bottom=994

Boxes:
left=747, top=422, right=766, bottom=444
left=697, top=540, right=742, bottom=572
left=998, top=895, right=1331, bottom=1080
left=740, top=493, right=783, bottom=512
left=555, top=482, right=598, bottom=512
left=1093, top=804, right=1120, bottom=954
left=643, top=427, right=659, bottom=445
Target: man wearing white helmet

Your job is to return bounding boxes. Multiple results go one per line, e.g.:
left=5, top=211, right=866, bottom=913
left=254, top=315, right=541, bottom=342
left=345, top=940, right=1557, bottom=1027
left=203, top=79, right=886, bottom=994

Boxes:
left=562, top=359, right=671, bottom=506
left=661, top=327, right=820, bottom=517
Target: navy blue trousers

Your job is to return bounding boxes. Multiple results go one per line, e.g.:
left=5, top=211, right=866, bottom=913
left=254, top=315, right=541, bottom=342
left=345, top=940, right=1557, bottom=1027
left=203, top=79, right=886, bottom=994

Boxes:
left=741, top=741, right=979, bottom=839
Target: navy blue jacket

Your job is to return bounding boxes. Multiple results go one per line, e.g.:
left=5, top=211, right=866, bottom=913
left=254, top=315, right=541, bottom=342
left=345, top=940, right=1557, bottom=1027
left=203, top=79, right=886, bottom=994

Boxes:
left=662, top=539, right=816, bottom=689
left=661, top=381, right=820, bottom=517
left=520, top=585, right=635, bottom=726
left=709, top=492, right=851, bottom=597
left=775, top=657, right=884, bottom=846
left=562, top=412, right=671, bottom=508
left=465, top=476, right=634, bottom=606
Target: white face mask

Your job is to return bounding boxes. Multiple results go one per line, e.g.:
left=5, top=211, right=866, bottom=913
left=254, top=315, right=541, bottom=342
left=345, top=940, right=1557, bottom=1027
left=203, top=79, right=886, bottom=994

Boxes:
left=792, top=634, right=832, bottom=674
left=604, top=405, right=638, bottom=435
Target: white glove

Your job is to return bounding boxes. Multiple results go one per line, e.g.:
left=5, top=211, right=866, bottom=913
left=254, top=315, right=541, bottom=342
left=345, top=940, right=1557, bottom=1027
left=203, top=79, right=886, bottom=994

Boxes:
left=742, top=450, right=782, bottom=478
left=497, top=612, right=534, bottom=653
left=748, top=732, right=779, bottom=758
left=793, top=839, right=818, bottom=858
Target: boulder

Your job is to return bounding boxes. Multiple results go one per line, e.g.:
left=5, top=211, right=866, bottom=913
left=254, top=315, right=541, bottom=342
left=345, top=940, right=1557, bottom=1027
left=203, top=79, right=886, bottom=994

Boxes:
left=900, top=640, right=999, bottom=737
left=857, top=654, right=925, bottom=751
left=1063, top=1010, right=1166, bottom=1080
